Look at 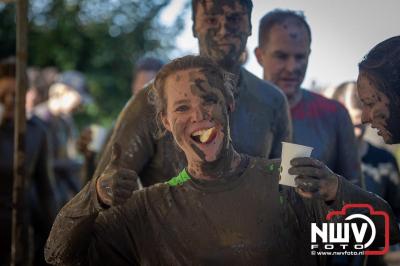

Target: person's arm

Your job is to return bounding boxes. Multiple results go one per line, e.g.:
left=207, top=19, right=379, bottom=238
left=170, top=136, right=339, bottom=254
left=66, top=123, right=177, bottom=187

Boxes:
left=335, top=105, right=362, bottom=186
left=327, top=176, right=400, bottom=246
left=270, top=93, right=293, bottom=158
left=93, top=86, right=156, bottom=204
left=289, top=157, right=399, bottom=247
left=44, top=180, right=100, bottom=265
left=95, top=86, right=155, bottom=174
left=45, top=176, right=148, bottom=266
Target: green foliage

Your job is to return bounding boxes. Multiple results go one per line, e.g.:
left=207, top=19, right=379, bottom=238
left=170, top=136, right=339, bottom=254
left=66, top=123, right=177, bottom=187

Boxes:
left=0, top=0, right=186, bottom=129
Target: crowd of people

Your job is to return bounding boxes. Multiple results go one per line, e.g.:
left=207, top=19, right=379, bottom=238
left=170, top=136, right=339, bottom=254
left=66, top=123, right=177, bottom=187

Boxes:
left=1, top=0, right=400, bottom=265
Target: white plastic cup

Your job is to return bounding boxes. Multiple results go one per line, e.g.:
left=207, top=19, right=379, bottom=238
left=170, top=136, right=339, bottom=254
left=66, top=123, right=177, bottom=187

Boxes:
left=88, top=125, right=108, bottom=152
left=280, top=142, right=313, bottom=187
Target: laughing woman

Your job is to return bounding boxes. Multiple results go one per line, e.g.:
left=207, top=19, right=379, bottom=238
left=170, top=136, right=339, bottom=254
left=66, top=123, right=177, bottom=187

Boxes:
left=45, top=55, right=399, bottom=266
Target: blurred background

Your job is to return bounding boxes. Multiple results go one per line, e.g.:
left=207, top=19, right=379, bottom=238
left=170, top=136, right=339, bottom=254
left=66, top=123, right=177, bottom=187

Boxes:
left=0, top=0, right=188, bottom=128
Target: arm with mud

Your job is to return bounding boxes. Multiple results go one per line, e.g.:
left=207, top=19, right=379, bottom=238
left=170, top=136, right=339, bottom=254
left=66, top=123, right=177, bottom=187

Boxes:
left=45, top=179, right=144, bottom=266
left=92, top=86, right=156, bottom=185
left=311, top=177, right=400, bottom=246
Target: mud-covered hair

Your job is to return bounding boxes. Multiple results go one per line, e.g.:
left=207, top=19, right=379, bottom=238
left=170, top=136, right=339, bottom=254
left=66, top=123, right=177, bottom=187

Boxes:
left=149, top=55, right=235, bottom=135
left=358, top=36, right=400, bottom=106
left=191, top=0, right=253, bottom=35
left=258, top=9, right=312, bottom=48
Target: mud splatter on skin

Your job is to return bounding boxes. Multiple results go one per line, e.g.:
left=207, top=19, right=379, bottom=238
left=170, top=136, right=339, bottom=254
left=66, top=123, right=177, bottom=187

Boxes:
left=357, top=72, right=400, bottom=143
left=192, top=79, right=208, bottom=94
left=187, top=97, right=237, bottom=179
left=194, top=1, right=251, bottom=74
left=164, top=68, right=241, bottom=179
left=186, top=80, right=239, bottom=179
left=200, top=0, right=242, bottom=15
left=281, top=22, right=303, bottom=41
left=289, top=33, right=298, bottom=40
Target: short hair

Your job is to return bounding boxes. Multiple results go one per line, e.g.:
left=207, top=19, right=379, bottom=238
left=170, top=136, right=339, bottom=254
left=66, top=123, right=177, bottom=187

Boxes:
left=134, top=57, right=164, bottom=73
left=358, top=36, right=400, bottom=103
left=191, top=0, right=253, bottom=32
left=149, top=55, right=235, bottom=135
left=0, top=57, right=16, bottom=80
left=258, top=9, right=312, bottom=48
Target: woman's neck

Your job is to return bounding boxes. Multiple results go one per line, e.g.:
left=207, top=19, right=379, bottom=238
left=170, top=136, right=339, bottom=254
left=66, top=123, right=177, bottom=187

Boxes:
left=187, top=145, right=242, bottom=180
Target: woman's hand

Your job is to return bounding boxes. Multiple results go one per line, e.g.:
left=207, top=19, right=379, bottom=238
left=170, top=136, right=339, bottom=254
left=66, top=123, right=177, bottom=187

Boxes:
left=96, top=143, right=138, bottom=206
left=289, top=157, right=339, bottom=202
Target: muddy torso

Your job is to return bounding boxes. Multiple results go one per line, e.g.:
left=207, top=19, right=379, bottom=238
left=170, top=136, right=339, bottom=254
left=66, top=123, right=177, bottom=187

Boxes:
left=89, top=157, right=317, bottom=266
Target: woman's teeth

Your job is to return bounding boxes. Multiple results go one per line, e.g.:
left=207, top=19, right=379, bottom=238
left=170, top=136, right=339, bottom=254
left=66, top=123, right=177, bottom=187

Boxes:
left=191, top=127, right=215, bottom=143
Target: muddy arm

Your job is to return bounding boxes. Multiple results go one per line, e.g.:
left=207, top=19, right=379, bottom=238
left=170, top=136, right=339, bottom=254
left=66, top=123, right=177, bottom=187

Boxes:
left=44, top=181, right=102, bottom=265
left=318, top=177, right=400, bottom=246
left=93, top=86, right=156, bottom=184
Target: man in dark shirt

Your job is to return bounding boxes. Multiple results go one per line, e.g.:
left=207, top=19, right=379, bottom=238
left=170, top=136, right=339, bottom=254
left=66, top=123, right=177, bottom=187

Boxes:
left=92, top=0, right=292, bottom=204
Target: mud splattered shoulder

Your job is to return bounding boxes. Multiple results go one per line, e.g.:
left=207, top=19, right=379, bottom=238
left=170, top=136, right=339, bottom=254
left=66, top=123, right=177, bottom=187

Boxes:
left=240, top=68, right=286, bottom=106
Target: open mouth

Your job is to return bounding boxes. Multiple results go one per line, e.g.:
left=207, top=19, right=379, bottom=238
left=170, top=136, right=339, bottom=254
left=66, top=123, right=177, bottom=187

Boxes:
left=191, top=127, right=218, bottom=145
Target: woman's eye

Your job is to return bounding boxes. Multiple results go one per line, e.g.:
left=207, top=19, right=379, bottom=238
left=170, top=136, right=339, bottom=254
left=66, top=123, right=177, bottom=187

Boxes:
left=175, top=105, right=189, bottom=112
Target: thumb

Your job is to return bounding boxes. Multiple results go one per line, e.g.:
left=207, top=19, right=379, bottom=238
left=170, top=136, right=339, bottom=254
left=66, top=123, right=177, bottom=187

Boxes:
left=110, top=142, right=122, bottom=166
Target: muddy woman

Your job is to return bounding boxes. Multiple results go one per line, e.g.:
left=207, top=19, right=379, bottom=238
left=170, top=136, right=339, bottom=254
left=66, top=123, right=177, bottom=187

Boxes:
left=45, top=56, right=399, bottom=266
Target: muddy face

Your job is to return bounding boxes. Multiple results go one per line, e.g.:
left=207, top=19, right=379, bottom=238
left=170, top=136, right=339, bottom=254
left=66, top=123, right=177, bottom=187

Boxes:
left=357, top=72, right=400, bottom=144
left=194, top=0, right=251, bottom=71
left=255, top=18, right=310, bottom=103
left=162, top=68, right=230, bottom=165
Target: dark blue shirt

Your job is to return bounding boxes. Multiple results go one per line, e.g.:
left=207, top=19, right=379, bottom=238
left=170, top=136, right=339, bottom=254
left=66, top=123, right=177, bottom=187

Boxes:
left=362, top=142, right=400, bottom=219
